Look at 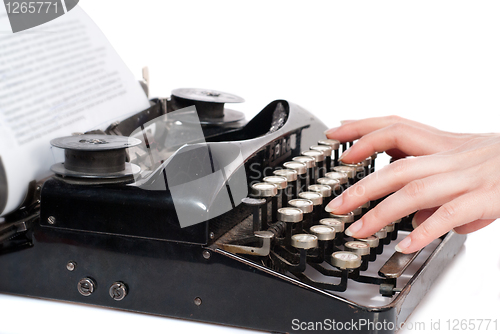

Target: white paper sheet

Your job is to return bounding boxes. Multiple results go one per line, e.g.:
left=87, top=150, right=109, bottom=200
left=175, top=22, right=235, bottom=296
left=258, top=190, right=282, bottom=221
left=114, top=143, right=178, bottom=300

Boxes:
left=0, top=5, right=151, bottom=216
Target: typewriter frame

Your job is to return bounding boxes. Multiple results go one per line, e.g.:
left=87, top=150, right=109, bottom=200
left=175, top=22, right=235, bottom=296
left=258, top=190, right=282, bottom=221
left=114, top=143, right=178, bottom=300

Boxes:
left=0, top=98, right=466, bottom=334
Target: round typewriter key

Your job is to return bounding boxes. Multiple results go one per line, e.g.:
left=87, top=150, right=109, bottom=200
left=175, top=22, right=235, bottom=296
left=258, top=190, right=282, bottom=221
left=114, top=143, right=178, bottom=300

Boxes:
left=292, top=156, right=316, bottom=168
left=308, top=184, right=332, bottom=198
left=370, top=153, right=378, bottom=173
left=311, top=145, right=333, bottom=175
left=325, top=171, right=348, bottom=184
left=317, top=177, right=341, bottom=193
left=309, top=184, right=332, bottom=214
left=273, top=169, right=298, bottom=203
left=386, top=223, right=395, bottom=233
left=263, top=176, right=287, bottom=189
left=302, top=150, right=325, bottom=181
left=332, top=166, right=356, bottom=186
left=289, top=199, right=313, bottom=214
left=320, top=218, right=345, bottom=233
left=391, top=219, right=401, bottom=240
left=318, top=139, right=340, bottom=150
left=344, top=241, right=370, bottom=256
left=283, top=161, right=307, bottom=175
left=319, top=139, right=341, bottom=168
left=284, top=161, right=307, bottom=196
left=352, top=206, right=363, bottom=219
left=331, top=251, right=361, bottom=270
left=263, top=175, right=288, bottom=208
left=291, top=233, right=318, bottom=250
left=242, top=197, right=267, bottom=231
left=356, top=236, right=379, bottom=248
left=310, top=225, right=336, bottom=241
left=340, top=162, right=365, bottom=181
left=250, top=182, right=278, bottom=198
left=293, top=156, right=316, bottom=189
left=277, top=207, right=303, bottom=223
left=289, top=198, right=314, bottom=231
left=298, top=191, right=323, bottom=206
left=329, top=212, right=354, bottom=224
left=273, top=169, right=298, bottom=182
left=375, top=228, right=388, bottom=240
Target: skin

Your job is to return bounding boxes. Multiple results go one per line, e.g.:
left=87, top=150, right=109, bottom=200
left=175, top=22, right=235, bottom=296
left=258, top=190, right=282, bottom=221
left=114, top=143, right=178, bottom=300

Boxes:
left=324, top=116, right=499, bottom=254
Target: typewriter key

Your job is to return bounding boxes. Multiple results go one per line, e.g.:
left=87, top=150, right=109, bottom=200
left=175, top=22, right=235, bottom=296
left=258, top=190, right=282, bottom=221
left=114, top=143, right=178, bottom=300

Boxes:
left=310, top=145, right=333, bottom=176
left=299, top=191, right=323, bottom=222
left=391, top=219, right=402, bottom=240
left=318, top=139, right=340, bottom=167
left=310, top=225, right=336, bottom=241
left=284, top=161, right=307, bottom=196
left=308, top=184, right=332, bottom=215
left=289, top=199, right=314, bottom=231
left=329, top=212, right=355, bottom=224
left=344, top=240, right=370, bottom=256
left=325, top=171, right=348, bottom=194
left=250, top=182, right=278, bottom=228
left=263, top=176, right=288, bottom=208
left=293, top=156, right=316, bottom=189
left=332, top=166, right=357, bottom=187
left=320, top=218, right=345, bottom=233
left=340, top=162, right=365, bottom=182
left=278, top=207, right=304, bottom=248
left=370, top=153, right=378, bottom=173
left=375, top=227, right=389, bottom=254
left=273, top=169, right=298, bottom=202
left=242, top=197, right=267, bottom=232
left=302, top=150, right=325, bottom=182
left=331, top=251, right=361, bottom=270
left=355, top=235, right=379, bottom=261
left=291, top=234, right=318, bottom=250
left=361, top=201, right=371, bottom=214
left=316, top=178, right=340, bottom=200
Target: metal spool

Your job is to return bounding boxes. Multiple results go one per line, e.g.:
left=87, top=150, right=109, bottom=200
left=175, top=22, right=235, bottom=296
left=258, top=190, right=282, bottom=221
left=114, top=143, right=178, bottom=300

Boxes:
left=170, top=88, right=245, bottom=125
left=50, top=134, right=141, bottom=184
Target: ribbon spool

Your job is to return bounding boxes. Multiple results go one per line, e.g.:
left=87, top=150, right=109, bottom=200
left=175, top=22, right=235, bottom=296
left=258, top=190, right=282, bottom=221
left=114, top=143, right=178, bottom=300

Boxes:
left=50, top=134, right=141, bottom=184
left=170, top=88, right=245, bottom=125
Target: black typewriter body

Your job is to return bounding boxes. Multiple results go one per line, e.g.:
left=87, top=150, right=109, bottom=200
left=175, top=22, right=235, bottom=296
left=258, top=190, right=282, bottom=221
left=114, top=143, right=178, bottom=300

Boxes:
left=0, top=91, right=466, bottom=334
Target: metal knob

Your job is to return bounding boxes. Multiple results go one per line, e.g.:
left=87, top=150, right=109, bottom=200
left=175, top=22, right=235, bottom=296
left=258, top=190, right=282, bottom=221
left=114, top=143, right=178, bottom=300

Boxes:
left=317, top=177, right=340, bottom=191
left=283, top=161, right=307, bottom=175
left=310, top=145, right=332, bottom=157
left=331, top=251, right=361, bottom=270
left=325, top=171, right=348, bottom=185
left=77, top=278, right=96, bottom=297
left=355, top=236, right=379, bottom=248
left=344, top=241, right=370, bottom=256
left=250, top=182, right=278, bottom=197
left=291, top=234, right=318, bottom=250
left=273, top=169, right=298, bottom=182
left=277, top=207, right=303, bottom=223
left=310, top=225, right=336, bottom=241
left=263, top=176, right=287, bottom=189
left=320, top=218, right=345, bottom=232
left=329, top=212, right=354, bottom=223
left=332, top=166, right=356, bottom=179
left=292, top=156, right=316, bottom=168
left=289, top=199, right=314, bottom=214
left=301, top=150, right=325, bottom=162
left=298, top=192, right=323, bottom=206
left=318, top=139, right=340, bottom=150
left=308, top=184, right=331, bottom=198
left=109, top=282, right=128, bottom=301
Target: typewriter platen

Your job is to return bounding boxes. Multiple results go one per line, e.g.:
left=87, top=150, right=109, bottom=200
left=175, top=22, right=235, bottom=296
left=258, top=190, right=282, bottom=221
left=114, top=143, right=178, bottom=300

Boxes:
left=0, top=88, right=465, bottom=334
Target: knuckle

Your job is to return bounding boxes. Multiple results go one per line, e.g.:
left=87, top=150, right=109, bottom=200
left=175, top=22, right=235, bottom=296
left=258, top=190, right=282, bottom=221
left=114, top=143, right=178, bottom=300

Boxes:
left=389, top=158, right=410, bottom=177
left=388, top=115, right=404, bottom=123
left=403, top=179, right=426, bottom=199
left=389, top=122, right=408, bottom=134
left=436, top=203, right=456, bottom=222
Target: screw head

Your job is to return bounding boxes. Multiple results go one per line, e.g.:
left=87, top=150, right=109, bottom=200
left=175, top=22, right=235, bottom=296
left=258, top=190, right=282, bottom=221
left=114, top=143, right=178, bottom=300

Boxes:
left=109, top=282, right=127, bottom=301
left=47, top=216, right=56, bottom=225
left=66, top=261, right=76, bottom=271
left=209, top=232, right=215, bottom=239
left=194, top=297, right=202, bottom=306
left=202, top=250, right=211, bottom=260
left=77, top=278, right=96, bottom=297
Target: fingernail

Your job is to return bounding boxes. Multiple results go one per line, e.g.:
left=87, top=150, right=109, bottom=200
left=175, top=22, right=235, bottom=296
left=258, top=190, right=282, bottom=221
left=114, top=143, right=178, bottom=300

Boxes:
left=340, top=120, right=355, bottom=125
left=324, top=127, right=339, bottom=136
left=325, top=196, right=343, bottom=213
left=395, top=237, right=411, bottom=252
left=345, top=219, right=363, bottom=237
left=411, top=215, right=419, bottom=229
left=339, top=147, right=351, bottom=160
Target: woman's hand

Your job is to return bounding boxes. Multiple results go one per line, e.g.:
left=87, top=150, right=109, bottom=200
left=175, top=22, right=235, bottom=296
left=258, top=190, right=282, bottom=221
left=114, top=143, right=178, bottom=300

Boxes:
left=324, top=116, right=499, bottom=253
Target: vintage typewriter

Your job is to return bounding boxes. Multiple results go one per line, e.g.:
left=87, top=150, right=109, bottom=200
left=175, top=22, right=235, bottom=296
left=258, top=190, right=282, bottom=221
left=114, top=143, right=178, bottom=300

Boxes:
left=0, top=88, right=465, bottom=334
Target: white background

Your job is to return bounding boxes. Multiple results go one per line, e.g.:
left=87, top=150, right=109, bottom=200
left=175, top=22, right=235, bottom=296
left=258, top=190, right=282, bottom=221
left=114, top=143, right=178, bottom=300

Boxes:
left=1, top=1, right=500, bottom=333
